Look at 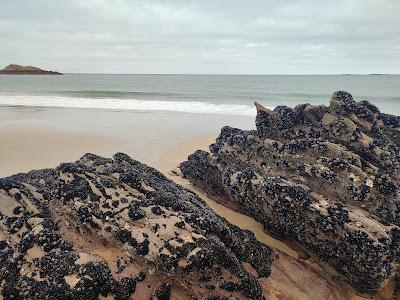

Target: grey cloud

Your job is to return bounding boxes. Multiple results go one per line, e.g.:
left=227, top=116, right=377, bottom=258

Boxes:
left=0, top=0, right=399, bottom=74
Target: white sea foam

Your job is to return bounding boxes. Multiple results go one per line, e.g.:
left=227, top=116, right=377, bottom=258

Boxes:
left=0, top=95, right=263, bottom=116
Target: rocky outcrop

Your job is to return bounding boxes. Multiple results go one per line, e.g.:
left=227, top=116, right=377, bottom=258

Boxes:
left=0, top=153, right=272, bottom=299
left=0, top=64, right=62, bottom=75
left=180, top=91, right=400, bottom=296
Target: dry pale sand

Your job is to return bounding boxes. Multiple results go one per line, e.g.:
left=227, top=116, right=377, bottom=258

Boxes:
left=0, top=122, right=370, bottom=299
left=0, top=128, right=125, bottom=177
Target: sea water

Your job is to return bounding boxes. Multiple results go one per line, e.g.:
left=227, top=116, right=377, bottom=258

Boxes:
left=0, top=74, right=399, bottom=115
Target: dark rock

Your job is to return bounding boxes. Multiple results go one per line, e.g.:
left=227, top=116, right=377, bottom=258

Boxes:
left=155, top=282, right=172, bottom=300
left=0, top=64, right=62, bottom=75
left=128, top=205, right=146, bottom=221
left=0, top=153, right=272, bottom=299
left=180, top=91, right=400, bottom=296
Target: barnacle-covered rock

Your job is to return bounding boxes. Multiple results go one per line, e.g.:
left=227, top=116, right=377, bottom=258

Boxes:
left=0, top=153, right=273, bottom=299
left=181, top=91, right=400, bottom=296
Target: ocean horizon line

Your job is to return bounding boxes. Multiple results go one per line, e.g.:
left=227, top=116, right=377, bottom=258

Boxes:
left=27, top=72, right=400, bottom=76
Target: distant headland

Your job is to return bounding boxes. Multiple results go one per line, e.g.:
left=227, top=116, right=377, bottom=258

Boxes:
left=0, top=64, right=62, bottom=75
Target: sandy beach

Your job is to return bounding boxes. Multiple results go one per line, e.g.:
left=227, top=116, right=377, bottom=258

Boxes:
left=0, top=105, right=373, bottom=299
left=0, top=106, right=253, bottom=177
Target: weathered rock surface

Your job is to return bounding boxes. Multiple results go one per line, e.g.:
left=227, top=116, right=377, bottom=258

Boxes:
left=0, top=153, right=272, bottom=299
left=180, top=91, right=400, bottom=296
left=0, top=64, right=62, bottom=75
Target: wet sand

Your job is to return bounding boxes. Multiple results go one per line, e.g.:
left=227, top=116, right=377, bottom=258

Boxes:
left=0, top=106, right=253, bottom=177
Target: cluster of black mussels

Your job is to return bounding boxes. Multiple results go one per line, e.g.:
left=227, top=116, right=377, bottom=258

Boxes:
left=181, top=91, right=400, bottom=295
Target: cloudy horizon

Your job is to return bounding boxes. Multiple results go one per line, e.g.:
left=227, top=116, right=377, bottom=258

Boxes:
left=1, top=0, right=399, bottom=74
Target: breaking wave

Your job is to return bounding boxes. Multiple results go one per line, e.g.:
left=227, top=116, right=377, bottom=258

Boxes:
left=0, top=95, right=260, bottom=116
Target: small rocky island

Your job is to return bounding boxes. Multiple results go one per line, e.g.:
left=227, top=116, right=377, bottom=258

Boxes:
left=0, top=64, right=62, bottom=75
left=181, top=91, right=400, bottom=297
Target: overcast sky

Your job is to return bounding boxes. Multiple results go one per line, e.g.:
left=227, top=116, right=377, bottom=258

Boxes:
left=1, top=0, right=399, bottom=74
